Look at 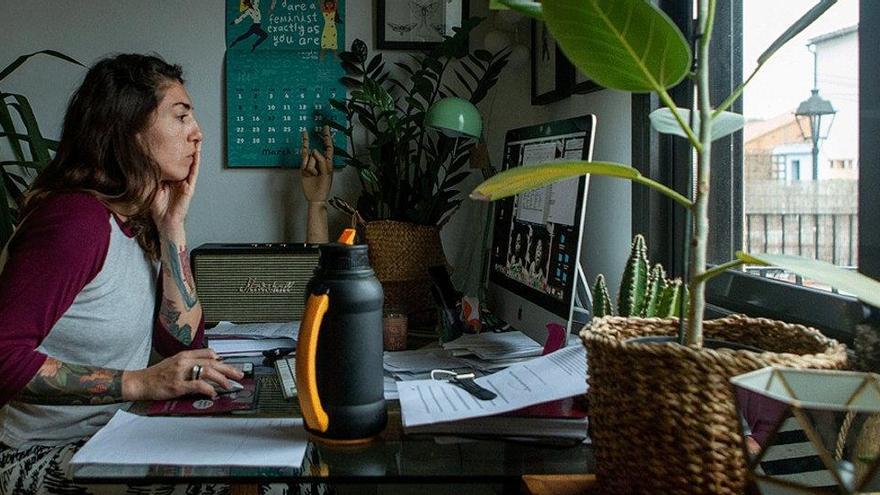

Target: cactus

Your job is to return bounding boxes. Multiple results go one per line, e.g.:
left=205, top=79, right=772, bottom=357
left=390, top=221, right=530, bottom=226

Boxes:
left=592, top=274, right=613, bottom=318
left=617, top=234, right=649, bottom=317
left=589, top=235, right=685, bottom=321
left=642, top=264, right=668, bottom=317
left=657, top=279, right=684, bottom=318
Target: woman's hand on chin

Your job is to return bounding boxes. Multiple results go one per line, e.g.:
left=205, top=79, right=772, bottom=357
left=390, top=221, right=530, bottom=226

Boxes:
left=152, top=143, right=201, bottom=237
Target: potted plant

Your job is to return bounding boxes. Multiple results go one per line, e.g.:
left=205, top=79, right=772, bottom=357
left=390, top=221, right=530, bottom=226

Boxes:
left=471, top=1, right=880, bottom=493
left=329, top=18, right=509, bottom=325
left=1, top=50, right=83, bottom=247
left=591, top=234, right=686, bottom=320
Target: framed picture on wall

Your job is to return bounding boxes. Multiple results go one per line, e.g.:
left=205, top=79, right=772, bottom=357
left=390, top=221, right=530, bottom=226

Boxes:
left=572, top=68, right=603, bottom=95
left=531, top=19, right=574, bottom=105
left=376, top=0, right=470, bottom=50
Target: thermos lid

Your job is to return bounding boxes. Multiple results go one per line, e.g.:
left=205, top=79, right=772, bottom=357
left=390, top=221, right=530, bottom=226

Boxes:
left=318, top=242, right=372, bottom=272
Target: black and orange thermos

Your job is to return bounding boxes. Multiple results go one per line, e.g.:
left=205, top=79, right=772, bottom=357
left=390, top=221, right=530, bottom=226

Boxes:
left=296, top=229, right=387, bottom=443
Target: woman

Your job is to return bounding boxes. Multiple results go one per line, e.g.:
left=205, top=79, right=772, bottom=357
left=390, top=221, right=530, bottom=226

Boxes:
left=528, top=236, right=548, bottom=288
left=230, top=0, right=270, bottom=52
left=319, top=0, right=342, bottom=59
left=0, top=54, right=250, bottom=494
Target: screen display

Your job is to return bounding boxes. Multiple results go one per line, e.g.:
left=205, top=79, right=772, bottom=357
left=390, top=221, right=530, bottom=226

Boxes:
left=489, top=119, right=592, bottom=319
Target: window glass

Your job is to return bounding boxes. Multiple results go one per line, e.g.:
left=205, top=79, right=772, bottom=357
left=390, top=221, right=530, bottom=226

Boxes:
left=742, top=0, right=859, bottom=290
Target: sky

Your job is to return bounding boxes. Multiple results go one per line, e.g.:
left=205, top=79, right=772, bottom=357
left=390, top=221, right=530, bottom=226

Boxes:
left=742, top=0, right=859, bottom=120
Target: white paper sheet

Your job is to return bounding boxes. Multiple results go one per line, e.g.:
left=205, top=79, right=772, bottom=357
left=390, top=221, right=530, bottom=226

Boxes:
left=70, top=411, right=308, bottom=467
left=398, top=345, right=588, bottom=427
left=208, top=337, right=295, bottom=357
left=383, top=348, right=470, bottom=373
left=206, top=321, right=300, bottom=340
left=441, top=331, right=543, bottom=360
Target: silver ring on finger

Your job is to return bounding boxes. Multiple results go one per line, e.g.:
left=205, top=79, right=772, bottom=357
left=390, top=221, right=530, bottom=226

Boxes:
left=190, top=364, right=203, bottom=381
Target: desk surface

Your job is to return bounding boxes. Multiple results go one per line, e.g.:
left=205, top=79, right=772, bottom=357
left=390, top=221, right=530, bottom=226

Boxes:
left=72, top=368, right=593, bottom=485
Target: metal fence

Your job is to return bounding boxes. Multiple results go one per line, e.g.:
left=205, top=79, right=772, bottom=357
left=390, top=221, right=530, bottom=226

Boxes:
left=744, top=212, right=857, bottom=267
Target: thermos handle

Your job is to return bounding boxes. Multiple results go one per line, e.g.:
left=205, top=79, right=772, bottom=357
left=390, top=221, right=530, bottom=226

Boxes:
left=296, top=291, right=330, bottom=433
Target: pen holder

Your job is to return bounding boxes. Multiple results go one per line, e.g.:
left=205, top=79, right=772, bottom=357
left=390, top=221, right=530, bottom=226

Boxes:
left=383, top=309, right=407, bottom=352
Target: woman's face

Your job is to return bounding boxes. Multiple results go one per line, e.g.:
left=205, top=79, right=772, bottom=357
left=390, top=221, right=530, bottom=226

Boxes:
left=142, top=82, right=203, bottom=182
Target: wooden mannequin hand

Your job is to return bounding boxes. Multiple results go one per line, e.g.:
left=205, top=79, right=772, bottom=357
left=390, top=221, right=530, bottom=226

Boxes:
left=301, top=125, right=334, bottom=203
left=301, top=125, right=333, bottom=243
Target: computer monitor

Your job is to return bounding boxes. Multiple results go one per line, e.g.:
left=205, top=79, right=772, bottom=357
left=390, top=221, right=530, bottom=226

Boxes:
left=486, top=115, right=596, bottom=344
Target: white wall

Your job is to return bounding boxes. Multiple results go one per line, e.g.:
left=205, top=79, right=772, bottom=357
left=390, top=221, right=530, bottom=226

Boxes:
left=3, top=1, right=631, bottom=306
left=1, top=0, right=373, bottom=246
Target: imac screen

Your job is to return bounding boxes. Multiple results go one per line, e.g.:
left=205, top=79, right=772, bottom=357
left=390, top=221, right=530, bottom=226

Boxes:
left=488, top=115, right=595, bottom=321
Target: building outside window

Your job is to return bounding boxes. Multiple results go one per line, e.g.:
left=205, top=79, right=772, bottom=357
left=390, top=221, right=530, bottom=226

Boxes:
left=741, top=0, right=859, bottom=283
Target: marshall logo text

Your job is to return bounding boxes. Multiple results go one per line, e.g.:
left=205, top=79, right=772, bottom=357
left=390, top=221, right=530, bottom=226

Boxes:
left=237, top=278, right=296, bottom=294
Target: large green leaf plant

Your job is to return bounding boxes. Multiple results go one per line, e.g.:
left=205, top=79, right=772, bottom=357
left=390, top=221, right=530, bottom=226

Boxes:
left=1, top=50, right=83, bottom=247
left=473, top=0, right=880, bottom=346
left=330, top=18, right=510, bottom=227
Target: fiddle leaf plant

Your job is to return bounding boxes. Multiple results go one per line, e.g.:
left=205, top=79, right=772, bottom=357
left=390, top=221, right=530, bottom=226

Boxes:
left=329, top=18, right=510, bottom=227
left=1, top=50, right=84, bottom=247
left=472, top=0, right=880, bottom=346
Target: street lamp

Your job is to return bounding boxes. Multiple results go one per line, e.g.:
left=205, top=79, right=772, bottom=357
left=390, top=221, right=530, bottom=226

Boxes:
left=795, top=46, right=835, bottom=181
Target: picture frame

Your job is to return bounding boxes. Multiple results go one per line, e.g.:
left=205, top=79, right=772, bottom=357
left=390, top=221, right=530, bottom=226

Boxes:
left=376, top=0, right=470, bottom=50
left=531, top=19, right=574, bottom=105
left=572, top=68, right=603, bottom=96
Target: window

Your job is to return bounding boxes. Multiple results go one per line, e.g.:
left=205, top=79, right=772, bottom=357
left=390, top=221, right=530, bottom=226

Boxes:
left=633, top=0, right=877, bottom=343
left=771, top=155, right=787, bottom=180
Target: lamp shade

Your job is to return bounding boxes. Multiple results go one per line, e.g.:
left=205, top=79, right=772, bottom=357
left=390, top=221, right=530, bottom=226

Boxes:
left=425, top=97, right=482, bottom=139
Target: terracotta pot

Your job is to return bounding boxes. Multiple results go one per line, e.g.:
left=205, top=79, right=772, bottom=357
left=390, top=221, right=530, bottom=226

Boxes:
left=580, top=314, right=848, bottom=495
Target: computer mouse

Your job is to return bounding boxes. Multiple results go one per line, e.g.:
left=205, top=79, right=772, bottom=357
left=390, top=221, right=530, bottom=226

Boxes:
left=208, top=379, right=244, bottom=395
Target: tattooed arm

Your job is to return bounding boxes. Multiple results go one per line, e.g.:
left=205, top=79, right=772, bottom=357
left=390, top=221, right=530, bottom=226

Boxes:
left=152, top=143, right=203, bottom=347
left=16, top=348, right=242, bottom=405
left=157, top=237, right=201, bottom=346
left=16, top=358, right=124, bottom=405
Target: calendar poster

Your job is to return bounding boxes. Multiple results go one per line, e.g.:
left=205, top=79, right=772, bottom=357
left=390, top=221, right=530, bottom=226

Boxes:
left=225, top=0, right=346, bottom=168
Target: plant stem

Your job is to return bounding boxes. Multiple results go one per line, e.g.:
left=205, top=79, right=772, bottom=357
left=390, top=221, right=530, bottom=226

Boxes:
left=713, top=64, right=760, bottom=118
left=693, top=259, right=745, bottom=285
left=685, top=0, right=717, bottom=347
left=657, top=87, right=702, bottom=151
left=632, top=175, right=693, bottom=209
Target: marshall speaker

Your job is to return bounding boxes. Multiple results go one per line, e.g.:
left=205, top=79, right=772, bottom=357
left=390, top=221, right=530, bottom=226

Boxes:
left=191, top=243, right=320, bottom=324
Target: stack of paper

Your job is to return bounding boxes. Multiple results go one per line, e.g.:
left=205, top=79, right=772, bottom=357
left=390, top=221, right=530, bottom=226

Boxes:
left=70, top=410, right=308, bottom=468
left=206, top=321, right=299, bottom=357
left=405, top=396, right=589, bottom=441
left=441, top=331, right=543, bottom=360
left=398, top=345, right=589, bottom=441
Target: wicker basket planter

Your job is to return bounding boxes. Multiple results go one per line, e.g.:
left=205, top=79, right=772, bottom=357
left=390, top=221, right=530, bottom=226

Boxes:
left=364, top=220, right=448, bottom=328
left=580, top=314, right=848, bottom=495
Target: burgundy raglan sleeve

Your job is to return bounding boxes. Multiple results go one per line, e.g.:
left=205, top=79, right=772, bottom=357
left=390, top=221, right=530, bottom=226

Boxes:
left=152, top=268, right=206, bottom=357
left=0, top=193, right=110, bottom=406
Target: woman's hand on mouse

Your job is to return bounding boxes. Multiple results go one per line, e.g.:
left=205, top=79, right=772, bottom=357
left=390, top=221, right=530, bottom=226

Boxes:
left=121, top=348, right=244, bottom=401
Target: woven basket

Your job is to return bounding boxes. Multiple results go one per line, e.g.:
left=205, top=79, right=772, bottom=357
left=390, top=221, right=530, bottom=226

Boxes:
left=364, top=220, right=448, bottom=328
left=580, top=315, right=848, bottom=495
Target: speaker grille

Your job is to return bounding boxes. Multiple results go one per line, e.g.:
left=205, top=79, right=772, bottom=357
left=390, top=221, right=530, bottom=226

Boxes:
left=193, top=252, right=319, bottom=323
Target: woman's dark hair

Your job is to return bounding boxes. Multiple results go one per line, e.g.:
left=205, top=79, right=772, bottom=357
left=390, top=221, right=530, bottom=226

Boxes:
left=529, top=230, right=549, bottom=268
left=24, top=53, right=184, bottom=260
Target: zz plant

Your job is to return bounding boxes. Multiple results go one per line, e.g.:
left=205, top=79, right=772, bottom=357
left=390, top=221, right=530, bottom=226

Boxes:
left=330, top=18, right=509, bottom=227
left=472, top=0, right=880, bottom=346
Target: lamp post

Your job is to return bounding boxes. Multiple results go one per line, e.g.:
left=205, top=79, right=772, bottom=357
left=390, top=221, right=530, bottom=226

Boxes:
left=795, top=46, right=836, bottom=181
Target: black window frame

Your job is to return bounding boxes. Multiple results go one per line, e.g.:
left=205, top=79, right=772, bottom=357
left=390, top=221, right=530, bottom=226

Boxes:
left=632, top=0, right=878, bottom=345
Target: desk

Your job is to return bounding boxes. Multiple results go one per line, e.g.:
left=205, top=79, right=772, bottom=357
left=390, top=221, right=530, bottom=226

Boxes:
left=71, top=366, right=594, bottom=494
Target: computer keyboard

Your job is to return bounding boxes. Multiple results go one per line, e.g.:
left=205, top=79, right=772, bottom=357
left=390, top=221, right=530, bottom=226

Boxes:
left=273, top=356, right=297, bottom=400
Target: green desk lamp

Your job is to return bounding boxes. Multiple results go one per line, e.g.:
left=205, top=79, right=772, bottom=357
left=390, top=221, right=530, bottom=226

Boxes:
left=425, top=97, right=482, bottom=139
